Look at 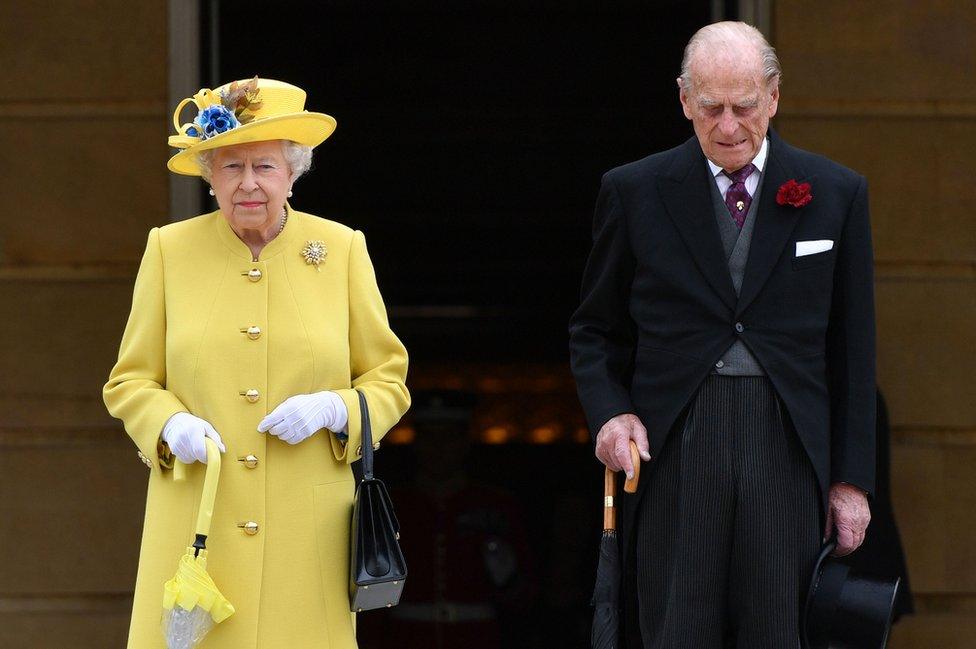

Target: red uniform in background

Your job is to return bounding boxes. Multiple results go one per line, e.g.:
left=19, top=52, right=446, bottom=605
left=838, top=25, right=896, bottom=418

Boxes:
left=357, top=392, right=537, bottom=649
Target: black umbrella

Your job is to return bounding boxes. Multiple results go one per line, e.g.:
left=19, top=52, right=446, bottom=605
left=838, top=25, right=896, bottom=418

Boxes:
left=592, top=443, right=641, bottom=649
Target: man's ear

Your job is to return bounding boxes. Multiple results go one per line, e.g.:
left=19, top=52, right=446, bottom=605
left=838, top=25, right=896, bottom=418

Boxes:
left=678, top=80, right=693, bottom=121
left=767, top=83, right=780, bottom=119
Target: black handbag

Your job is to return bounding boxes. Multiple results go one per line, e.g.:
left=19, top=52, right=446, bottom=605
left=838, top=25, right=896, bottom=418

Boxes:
left=349, top=390, right=408, bottom=612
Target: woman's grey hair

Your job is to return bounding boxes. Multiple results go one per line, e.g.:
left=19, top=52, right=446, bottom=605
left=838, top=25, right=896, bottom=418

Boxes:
left=678, top=22, right=781, bottom=92
left=196, top=140, right=313, bottom=182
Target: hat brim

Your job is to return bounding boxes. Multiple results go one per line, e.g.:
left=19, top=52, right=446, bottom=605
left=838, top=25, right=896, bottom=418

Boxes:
left=167, top=112, right=337, bottom=176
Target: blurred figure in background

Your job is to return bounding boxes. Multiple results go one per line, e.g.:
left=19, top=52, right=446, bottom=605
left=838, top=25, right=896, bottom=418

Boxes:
left=841, top=390, right=914, bottom=621
left=359, top=391, right=537, bottom=649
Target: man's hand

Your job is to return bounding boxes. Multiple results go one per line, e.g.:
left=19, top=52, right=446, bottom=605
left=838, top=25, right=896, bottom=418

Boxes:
left=595, top=413, right=652, bottom=480
left=824, top=482, right=871, bottom=556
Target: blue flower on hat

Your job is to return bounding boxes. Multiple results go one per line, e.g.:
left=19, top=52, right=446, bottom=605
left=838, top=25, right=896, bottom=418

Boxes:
left=194, top=105, right=240, bottom=140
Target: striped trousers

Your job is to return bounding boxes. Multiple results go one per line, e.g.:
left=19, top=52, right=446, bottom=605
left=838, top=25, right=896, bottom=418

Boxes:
left=635, top=376, right=821, bottom=648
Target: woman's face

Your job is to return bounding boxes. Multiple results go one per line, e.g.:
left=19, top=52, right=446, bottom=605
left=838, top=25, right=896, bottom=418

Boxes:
left=209, top=140, right=293, bottom=234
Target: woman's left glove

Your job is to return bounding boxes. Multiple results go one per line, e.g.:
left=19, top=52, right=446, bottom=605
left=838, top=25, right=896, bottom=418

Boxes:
left=257, top=391, right=349, bottom=445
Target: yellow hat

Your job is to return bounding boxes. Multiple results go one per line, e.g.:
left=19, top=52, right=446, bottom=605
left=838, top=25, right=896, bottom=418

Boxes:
left=167, top=77, right=337, bottom=176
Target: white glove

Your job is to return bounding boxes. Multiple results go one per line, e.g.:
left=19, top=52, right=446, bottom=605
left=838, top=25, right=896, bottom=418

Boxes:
left=161, top=412, right=226, bottom=464
left=257, top=391, right=349, bottom=445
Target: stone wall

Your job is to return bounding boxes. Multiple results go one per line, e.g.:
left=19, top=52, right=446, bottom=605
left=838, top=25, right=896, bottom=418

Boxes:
left=0, top=2, right=169, bottom=646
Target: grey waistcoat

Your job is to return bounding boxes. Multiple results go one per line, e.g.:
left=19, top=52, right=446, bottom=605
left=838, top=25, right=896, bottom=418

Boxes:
left=708, top=168, right=767, bottom=376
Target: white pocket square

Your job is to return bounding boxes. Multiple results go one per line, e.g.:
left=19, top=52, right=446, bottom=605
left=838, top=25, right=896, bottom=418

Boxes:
left=795, top=240, right=834, bottom=257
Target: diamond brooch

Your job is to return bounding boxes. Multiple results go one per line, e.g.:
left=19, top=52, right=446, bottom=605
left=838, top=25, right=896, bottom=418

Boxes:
left=301, top=240, right=327, bottom=271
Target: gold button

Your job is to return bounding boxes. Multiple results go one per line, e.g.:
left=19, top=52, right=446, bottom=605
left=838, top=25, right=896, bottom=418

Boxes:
left=243, top=325, right=262, bottom=340
left=237, top=521, right=259, bottom=535
left=243, top=268, right=262, bottom=282
left=241, top=389, right=260, bottom=403
left=238, top=454, right=259, bottom=469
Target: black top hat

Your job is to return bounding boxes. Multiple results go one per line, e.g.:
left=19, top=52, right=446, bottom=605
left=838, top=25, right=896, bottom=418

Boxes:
left=802, top=540, right=901, bottom=649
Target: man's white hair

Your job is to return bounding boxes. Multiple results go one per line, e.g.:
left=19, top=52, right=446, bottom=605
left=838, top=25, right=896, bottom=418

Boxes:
left=196, top=140, right=313, bottom=182
left=678, top=21, right=781, bottom=92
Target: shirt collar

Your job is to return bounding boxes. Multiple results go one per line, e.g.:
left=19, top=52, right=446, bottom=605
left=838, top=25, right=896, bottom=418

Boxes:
left=707, top=136, right=769, bottom=178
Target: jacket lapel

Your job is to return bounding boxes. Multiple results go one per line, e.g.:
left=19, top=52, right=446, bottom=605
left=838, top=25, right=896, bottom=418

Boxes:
left=658, top=138, right=737, bottom=312
left=735, top=131, right=807, bottom=316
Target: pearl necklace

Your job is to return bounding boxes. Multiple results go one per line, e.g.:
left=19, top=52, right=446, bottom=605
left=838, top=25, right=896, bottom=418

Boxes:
left=278, top=207, right=288, bottom=234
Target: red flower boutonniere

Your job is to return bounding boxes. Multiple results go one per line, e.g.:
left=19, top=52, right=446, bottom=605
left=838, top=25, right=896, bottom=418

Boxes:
left=776, top=179, right=813, bottom=208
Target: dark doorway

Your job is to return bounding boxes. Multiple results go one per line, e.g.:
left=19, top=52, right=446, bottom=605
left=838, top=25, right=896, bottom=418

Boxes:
left=212, top=3, right=711, bottom=647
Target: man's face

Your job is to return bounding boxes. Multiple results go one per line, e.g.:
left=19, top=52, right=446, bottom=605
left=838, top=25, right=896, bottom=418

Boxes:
left=679, top=56, right=779, bottom=173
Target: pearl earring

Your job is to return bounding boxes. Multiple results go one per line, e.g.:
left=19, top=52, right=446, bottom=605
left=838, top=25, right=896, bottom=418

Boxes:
left=208, top=187, right=215, bottom=196
left=287, top=190, right=293, bottom=198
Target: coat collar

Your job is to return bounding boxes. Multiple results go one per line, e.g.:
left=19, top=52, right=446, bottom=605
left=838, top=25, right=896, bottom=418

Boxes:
left=657, top=128, right=810, bottom=315
left=657, top=136, right=738, bottom=310
left=214, top=202, right=302, bottom=262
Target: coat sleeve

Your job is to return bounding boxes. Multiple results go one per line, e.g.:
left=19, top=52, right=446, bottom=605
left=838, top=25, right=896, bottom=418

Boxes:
left=568, top=173, right=638, bottom=439
left=826, top=176, right=877, bottom=495
left=103, top=227, right=188, bottom=469
left=331, top=230, right=410, bottom=463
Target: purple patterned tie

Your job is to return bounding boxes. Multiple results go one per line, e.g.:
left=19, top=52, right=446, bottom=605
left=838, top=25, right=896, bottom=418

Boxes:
left=723, top=163, right=757, bottom=229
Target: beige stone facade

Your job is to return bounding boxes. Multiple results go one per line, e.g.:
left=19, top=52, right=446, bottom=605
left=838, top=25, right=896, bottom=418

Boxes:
left=773, top=2, right=976, bottom=645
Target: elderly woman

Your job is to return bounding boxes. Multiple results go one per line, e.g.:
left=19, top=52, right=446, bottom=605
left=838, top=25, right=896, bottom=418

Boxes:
left=103, top=78, right=410, bottom=648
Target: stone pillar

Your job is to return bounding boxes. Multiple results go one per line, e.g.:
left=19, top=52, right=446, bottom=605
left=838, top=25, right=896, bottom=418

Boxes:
left=0, top=2, right=170, bottom=646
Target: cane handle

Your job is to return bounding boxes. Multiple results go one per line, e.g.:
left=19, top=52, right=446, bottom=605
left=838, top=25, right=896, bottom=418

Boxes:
left=623, top=441, right=641, bottom=493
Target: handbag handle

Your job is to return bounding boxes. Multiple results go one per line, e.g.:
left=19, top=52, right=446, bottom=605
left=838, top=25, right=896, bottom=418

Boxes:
left=357, top=390, right=374, bottom=480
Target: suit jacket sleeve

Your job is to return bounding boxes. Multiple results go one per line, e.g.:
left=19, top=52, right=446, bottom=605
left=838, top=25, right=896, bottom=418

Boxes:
left=331, top=230, right=411, bottom=463
left=569, top=173, right=638, bottom=437
left=103, top=227, right=188, bottom=468
left=826, top=176, right=877, bottom=495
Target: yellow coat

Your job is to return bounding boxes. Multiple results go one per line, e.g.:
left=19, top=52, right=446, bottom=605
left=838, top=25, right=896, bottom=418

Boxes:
left=103, top=207, right=410, bottom=649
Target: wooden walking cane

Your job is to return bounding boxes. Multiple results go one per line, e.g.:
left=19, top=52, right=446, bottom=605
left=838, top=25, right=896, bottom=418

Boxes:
left=593, top=441, right=643, bottom=648
left=604, top=441, right=642, bottom=530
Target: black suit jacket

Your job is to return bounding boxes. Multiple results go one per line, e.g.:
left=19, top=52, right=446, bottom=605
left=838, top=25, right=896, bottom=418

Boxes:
left=569, top=129, right=877, bottom=506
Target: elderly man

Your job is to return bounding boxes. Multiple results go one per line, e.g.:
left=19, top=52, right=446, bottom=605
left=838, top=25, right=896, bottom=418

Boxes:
left=569, top=22, right=874, bottom=648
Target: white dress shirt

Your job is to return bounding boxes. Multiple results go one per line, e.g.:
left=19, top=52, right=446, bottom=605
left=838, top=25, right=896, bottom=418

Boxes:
left=707, top=137, right=769, bottom=199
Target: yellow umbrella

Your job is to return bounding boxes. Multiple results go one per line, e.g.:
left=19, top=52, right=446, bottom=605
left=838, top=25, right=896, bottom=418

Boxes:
left=161, top=438, right=235, bottom=648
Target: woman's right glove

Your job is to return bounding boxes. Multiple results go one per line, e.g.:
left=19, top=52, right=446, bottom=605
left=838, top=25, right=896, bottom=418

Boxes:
left=257, top=391, right=349, bottom=445
left=161, top=412, right=226, bottom=464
